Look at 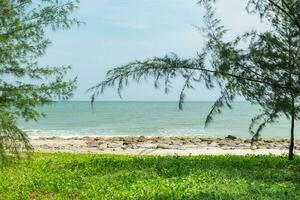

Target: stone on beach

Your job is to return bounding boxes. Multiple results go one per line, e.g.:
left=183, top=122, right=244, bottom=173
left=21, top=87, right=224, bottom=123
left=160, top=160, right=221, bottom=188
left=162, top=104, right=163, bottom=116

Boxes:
left=225, top=135, right=237, bottom=140
left=86, top=140, right=102, bottom=148
left=157, top=144, right=173, bottom=149
left=30, top=136, right=300, bottom=156
left=137, top=136, right=146, bottom=142
left=208, top=142, right=219, bottom=147
left=98, top=143, right=108, bottom=150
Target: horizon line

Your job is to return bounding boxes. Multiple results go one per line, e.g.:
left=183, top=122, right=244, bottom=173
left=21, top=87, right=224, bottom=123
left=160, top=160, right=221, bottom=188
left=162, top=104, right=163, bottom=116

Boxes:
left=57, top=100, right=247, bottom=103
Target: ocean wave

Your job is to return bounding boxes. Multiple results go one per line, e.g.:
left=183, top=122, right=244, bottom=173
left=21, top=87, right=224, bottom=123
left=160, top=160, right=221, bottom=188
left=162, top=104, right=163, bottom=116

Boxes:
left=23, top=127, right=219, bottom=138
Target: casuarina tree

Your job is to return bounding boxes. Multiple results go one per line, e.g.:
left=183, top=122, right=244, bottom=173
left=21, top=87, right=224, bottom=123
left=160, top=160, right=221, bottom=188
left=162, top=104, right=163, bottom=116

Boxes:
left=90, top=0, right=299, bottom=159
left=0, top=0, right=80, bottom=158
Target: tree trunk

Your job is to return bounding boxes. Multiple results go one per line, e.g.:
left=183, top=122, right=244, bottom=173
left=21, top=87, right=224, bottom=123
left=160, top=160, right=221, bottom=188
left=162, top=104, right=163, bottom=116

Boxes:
left=288, top=105, right=295, bottom=160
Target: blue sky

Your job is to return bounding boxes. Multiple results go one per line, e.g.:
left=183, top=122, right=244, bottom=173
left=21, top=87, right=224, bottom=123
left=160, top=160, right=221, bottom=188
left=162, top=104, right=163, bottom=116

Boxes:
left=40, top=0, right=268, bottom=101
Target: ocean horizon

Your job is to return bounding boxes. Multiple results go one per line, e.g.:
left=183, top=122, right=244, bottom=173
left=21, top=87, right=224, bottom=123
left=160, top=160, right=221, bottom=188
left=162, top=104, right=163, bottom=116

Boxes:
left=18, top=101, right=299, bottom=139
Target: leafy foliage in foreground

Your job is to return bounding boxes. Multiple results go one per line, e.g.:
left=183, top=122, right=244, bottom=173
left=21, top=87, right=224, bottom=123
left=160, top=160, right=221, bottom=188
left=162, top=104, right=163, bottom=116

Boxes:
left=0, top=0, right=79, bottom=157
left=0, top=153, right=299, bottom=199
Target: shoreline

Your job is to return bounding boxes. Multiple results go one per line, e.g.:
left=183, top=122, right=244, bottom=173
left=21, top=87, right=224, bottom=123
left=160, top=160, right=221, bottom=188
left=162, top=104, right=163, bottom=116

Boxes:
left=30, top=136, right=300, bottom=156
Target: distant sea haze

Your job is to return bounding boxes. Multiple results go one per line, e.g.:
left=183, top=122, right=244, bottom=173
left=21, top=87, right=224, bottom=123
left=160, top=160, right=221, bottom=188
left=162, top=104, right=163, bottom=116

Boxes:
left=19, top=101, right=299, bottom=139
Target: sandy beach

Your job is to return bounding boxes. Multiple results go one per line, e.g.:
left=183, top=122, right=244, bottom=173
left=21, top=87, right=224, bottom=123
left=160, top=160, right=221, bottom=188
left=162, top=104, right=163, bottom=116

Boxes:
left=30, top=136, right=300, bottom=156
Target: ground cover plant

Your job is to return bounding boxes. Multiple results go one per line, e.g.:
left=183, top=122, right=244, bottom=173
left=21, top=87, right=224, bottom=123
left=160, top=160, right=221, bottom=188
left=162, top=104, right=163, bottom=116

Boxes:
left=0, top=153, right=299, bottom=200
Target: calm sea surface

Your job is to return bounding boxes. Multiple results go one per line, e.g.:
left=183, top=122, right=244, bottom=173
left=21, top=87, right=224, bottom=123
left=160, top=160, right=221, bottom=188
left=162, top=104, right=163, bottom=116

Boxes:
left=18, top=101, right=299, bottom=139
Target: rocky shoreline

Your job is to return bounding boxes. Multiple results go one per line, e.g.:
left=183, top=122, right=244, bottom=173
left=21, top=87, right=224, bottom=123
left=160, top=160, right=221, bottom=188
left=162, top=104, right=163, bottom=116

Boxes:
left=30, top=136, right=300, bottom=156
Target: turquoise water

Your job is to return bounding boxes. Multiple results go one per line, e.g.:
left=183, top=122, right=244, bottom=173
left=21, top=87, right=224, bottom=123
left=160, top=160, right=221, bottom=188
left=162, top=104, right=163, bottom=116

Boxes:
left=18, top=101, right=299, bottom=139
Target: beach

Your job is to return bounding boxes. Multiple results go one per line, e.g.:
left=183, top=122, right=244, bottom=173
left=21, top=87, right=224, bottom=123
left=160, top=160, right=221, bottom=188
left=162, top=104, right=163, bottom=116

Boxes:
left=23, top=102, right=300, bottom=156
left=30, top=136, right=300, bottom=156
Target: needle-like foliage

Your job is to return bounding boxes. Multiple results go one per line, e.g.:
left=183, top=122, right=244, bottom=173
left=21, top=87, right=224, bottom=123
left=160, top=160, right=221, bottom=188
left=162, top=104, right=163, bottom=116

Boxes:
left=0, top=0, right=80, bottom=158
left=90, top=0, right=299, bottom=160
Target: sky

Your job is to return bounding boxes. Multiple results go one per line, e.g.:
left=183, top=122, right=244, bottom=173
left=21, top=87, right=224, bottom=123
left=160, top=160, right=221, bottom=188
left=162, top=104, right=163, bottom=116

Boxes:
left=40, top=0, right=269, bottom=101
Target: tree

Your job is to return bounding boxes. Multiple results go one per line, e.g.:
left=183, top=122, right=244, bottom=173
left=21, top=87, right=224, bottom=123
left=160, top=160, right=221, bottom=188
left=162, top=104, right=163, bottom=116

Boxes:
left=198, top=0, right=300, bottom=160
left=90, top=0, right=299, bottom=159
left=202, top=2, right=300, bottom=160
left=236, top=20, right=299, bottom=160
left=0, top=0, right=80, bottom=158
left=245, top=0, right=300, bottom=33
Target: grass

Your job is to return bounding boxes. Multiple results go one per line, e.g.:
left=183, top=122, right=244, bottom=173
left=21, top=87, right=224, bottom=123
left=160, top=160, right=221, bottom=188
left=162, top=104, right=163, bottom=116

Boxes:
left=0, top=153, right=299, bottom=200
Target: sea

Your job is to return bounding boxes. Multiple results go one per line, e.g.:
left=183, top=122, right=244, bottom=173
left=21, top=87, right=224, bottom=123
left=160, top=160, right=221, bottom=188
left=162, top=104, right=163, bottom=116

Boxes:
left=18, top=101, right=299, bottom=139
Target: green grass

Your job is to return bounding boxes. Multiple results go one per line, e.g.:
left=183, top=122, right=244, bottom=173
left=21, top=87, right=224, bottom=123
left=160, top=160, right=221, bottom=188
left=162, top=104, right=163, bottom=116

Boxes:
left=0, top=153, right=299, bottom=200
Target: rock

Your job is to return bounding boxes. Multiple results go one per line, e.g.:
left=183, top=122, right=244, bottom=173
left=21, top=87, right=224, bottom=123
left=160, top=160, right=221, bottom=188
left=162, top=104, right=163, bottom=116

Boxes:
left=218, top=143, right=225, bottom=147
left=244, top=139, right=251, bottom=143
left=156, top=144, right=172, bottom=149
left=67, top=137, right=79, bottom=140
left=82, top=136, right=93, bottom=140
left=108, top=142, right=122, bottom=148
left=98, top=143, right=108, bottom=150
left=193, top=139, right=202, bottom=143
left=208, top=142, right=219, bottom=147
left=234, top=141, right=241, bottom=145
left=169, top=140, right=182, bottom=146
left=257, top=145, right=267, bottom=149
left=241, top=143, right=250, bottom=148
left=188, top=139, right=196, bottom=144
left=257, top=141, right=265, bottom=146
left=225, top=135, right=237, bottom=140
left=236, top=143, right=245, bottom=148
left=277, top=144, right=286, bottom=150
left=182, top=139, right=194, bottom=145
left=50, top=136, right=61, bottom=140
left=123, top=141, right=131, bottom=146
left=264, top=140, right=273, bottom=143
left=274, top=143, right=285, bottom=149
left=137, top=136, right=146, bottom=142
left=227, top=142, right=237, bottom=147
left=198, top=142, right=208, bottom=148
left=122, top=142, right=135, bottom=149
left=40, top=144, right=50, bottom=149
left=86, top=141, right=102, bottom=148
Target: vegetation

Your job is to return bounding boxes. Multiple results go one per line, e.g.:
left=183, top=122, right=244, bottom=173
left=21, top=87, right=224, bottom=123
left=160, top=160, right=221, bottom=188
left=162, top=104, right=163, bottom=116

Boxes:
left=0, top=0, right=80, bottom=157
left=0, top=153, right=299, bottom=199
left=90, top=0, right=300, bottom=160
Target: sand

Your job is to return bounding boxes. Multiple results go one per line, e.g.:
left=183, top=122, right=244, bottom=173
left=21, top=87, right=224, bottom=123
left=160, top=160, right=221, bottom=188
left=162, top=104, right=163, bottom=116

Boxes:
left=30, top=136, right=300, bottom=156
